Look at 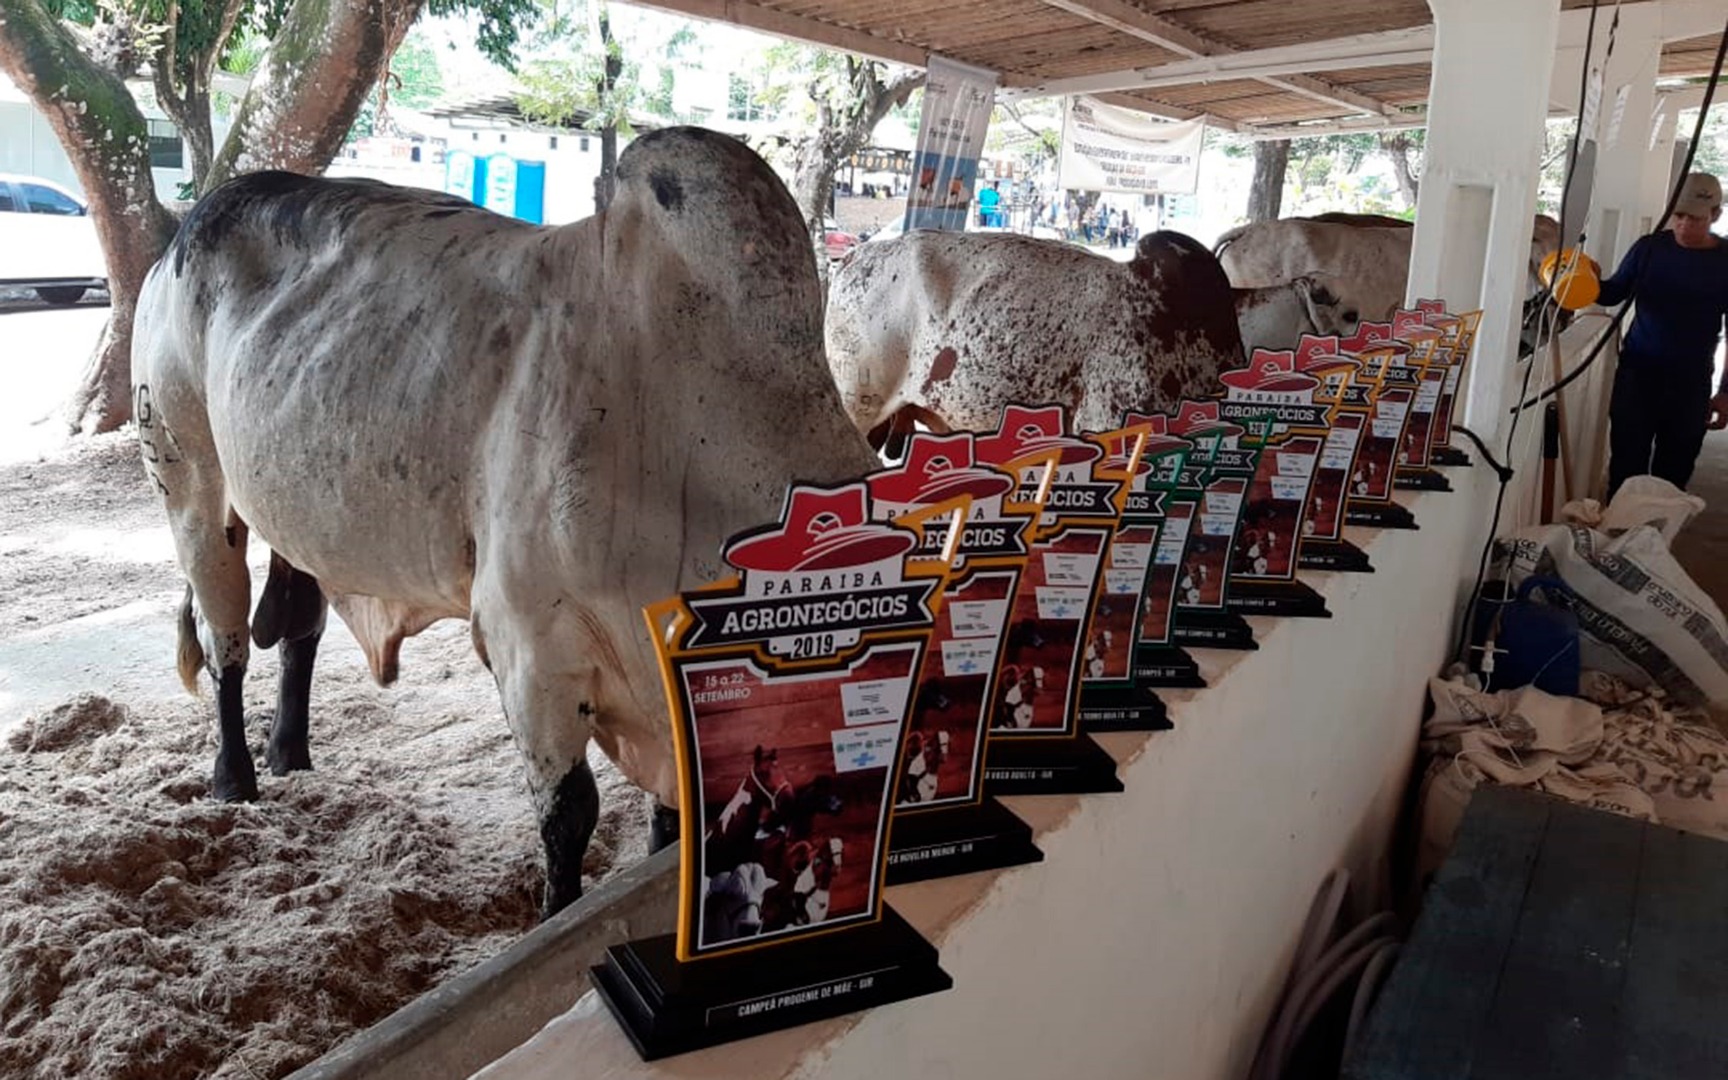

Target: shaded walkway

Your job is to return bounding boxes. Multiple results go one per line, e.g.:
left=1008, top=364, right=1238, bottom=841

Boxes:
left=1674, top=429, right=1728, bottom=610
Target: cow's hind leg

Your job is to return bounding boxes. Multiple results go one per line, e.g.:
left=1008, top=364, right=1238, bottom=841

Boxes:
left=252, top=552, right=328, bottom=775
left=165, top=501, right=256, bottom=802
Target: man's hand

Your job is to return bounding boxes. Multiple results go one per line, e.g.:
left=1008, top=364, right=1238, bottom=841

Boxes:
left=1711, top=392, right=1728, bottom=431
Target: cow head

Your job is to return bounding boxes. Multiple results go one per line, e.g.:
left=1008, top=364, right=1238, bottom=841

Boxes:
left=1293, top=275, right=1362, bottom=337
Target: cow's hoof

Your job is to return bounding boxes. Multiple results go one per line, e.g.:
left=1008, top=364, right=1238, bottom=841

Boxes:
left=212, top=756, right=260, bottom=803
left=541, top=879, right=584, bottom=922
left=266, top=740, right=312, bottom=776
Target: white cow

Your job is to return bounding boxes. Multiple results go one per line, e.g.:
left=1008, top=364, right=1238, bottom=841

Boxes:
left=132, top=127, right=879, bottom=916
left=1232, top=276, right=1361, bottom=355
left=825, top=230, right=1244, bottom=449
left=1214, top=214, right=1564, bottom=347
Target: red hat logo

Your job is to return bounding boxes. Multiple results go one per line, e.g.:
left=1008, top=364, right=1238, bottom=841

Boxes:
left=1342, top=322, right=1409, bottom=357
left=1393, top=309, right=1442, bottom=341
left=1221, top=349, right=1318, bottom=394
left=1124, top=411, right=1170, bottom=438
left=975, top=404, right=1102, bottom=468
left=726, top=483, right=917, bottom=573
left=868, top=432, right=1015, bottom=506
left=1295, top=334, right=1343, bottom=368
left=1170, top=400, right=1243, bottom=439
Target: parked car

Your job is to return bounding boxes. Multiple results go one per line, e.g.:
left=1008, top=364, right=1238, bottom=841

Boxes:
left=0, top=174, right=108, bottom=305
left=823, top=216, right=860, bottom=262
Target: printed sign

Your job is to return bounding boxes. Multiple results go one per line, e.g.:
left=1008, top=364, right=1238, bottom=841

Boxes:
left=647, top=481, right=963, bottom=960
left=973, top=404, right=1141, bottom=738
left=1058, top=96, right=1205, bottom=195
left=868, top=432, right=1040, bottom=812
left=906, top=55, right=999, bottom=232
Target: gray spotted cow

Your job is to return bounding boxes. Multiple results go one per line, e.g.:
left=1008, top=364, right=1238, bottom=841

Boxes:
left=824, top=230, right=1244, bottom=449
left=131, top=127, right=879, bottom=917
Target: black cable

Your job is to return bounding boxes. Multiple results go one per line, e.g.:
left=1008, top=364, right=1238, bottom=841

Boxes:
left=1449, top=424, right=1514, bottom=482
left=1510, top=18, right=1728, bottom=415
left=1450, top=0, right=1606, bottom=667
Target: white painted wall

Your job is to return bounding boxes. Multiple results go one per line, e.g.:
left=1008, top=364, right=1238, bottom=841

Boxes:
left=475, top=481, right=1494, bottom=1080
left=1408, top=0, right=1562, bottom=444
left=0, top=71, right=214, bottom=203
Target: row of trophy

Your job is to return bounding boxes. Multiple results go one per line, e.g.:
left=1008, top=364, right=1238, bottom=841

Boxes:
left=592, top=301, right=1483, bottom=1059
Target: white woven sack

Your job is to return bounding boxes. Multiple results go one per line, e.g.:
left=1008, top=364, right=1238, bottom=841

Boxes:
left=1498, top=523, right=1728, bottom=707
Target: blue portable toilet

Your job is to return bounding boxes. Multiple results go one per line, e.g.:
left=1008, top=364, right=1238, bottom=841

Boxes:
left=445, top=150, right=485, bottom=205
left=482, top=153, right=547, bottom=224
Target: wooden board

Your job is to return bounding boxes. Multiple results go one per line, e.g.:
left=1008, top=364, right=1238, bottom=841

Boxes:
left=1346, top=786, right=1728, bottom=1079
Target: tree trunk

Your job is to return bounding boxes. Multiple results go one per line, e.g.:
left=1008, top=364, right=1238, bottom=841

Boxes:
left=208, top=0, right=425, bottom=185
left=155, top=64, right=216, bottom=195
left=0, top=0, right=426, bottom=433
left=1379, top=132, right=1421, bottom=209
left=787, top=62, right=925, bottom=286
left=0, top=0, right=179, bottom=433
left=593, top=9, right=620, bottom=213
left=1248, top=139, right=1290, bottom=222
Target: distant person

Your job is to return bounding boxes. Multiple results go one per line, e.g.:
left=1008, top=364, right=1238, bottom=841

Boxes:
left=1598, top=172, right=1728, bottom=497
left=978, top=181, right=1001, bottom=227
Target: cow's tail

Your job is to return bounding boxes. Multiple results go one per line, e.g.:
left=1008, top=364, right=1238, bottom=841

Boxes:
left=1212, top=223, right=1250, bottom=259
left=176, top=584, right=206, bottom=695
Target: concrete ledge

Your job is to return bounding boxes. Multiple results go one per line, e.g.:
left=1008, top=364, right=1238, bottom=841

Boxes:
left=288, top=845, right=680, bottom=1080
left=294, top=475, right=1497, bottom=1080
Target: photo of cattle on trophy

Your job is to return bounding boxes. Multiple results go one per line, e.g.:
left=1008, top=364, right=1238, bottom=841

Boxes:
left=992, top=661, right=1047, bottom=730
left=701, top=743, right=847, bottom=942
left=689, top=647, right=919, bottom=951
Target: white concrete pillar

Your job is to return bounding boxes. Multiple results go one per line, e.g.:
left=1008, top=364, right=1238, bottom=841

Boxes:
left=1548, top=3, right=1664, bottom=271
left=1409, top=0, right=1562, bottom=439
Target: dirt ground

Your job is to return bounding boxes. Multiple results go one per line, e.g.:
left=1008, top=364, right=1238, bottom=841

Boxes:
left=0, top=303, right=652, bottom=1079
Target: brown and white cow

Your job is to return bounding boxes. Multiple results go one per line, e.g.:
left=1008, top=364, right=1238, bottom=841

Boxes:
left=825, top=230, right=1244, bottom=447
left=131, top=127, right=879, bottom=917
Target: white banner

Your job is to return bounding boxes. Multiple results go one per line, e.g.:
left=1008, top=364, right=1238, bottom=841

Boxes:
left=905, top=54, right=998, bottom=232
left=1058, top=96, right=1205, bottom=195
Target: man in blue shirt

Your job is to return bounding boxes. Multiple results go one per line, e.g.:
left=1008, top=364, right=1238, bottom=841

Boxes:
left=1598, top=172, right=1728, bottom=497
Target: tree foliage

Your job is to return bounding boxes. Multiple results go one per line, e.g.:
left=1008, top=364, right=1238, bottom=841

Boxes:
left=0, top=0, right=535, bottom=431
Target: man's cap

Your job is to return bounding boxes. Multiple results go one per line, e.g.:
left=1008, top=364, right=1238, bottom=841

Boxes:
left=1676, top=172, right=1723, bottom=218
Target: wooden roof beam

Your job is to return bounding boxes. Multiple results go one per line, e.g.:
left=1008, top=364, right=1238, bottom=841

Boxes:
left=626, top=0, right=932, bottom=70
left=1262, top=72, right=1404, bottom=118
left=1035, top=0, right=1400, bottom=120
left=1239, top=113, right=1429, bottom=140
left=1038, top=0, right=1211, bottom=58
left=1091, top=90, right=1239, bottom=131
left=1003, top=26, right=1437, bottom=99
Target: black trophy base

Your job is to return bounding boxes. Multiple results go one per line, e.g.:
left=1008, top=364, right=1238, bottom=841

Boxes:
left=885, top=795, right=1044, bottom=885
left=1394, top=466, right=1452, bottom=492
left=1431, top=446, right=1473, bottom=468
left=1078, top=681, right=1172, bottom=732
left=1298, top=538, right=1374, bottom=574
left=983, top=734, right=1124, bottom=795
left=592, top=905, right=951, bottom=1061
left=1134, top=645, right=1207, bottom=688
left=1226, top=578, right=1331, bottom=619
left=1172, top=609, right=1258, bottom=651
left=1345, top=499, right=1419, bottom=530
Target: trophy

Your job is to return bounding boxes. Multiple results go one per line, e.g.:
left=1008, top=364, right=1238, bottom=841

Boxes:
left=595, top=481, right=959, bottom=1058
left=867, top=433, right=1047, bottom=883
